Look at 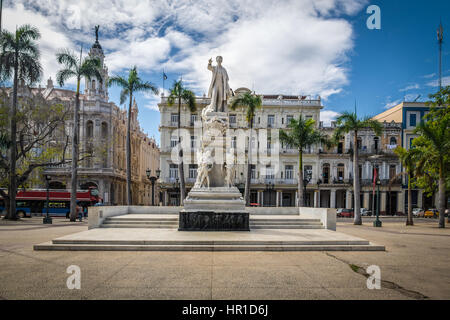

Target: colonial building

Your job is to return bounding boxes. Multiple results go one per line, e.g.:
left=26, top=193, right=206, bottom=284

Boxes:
left=373, top=101, right=438, bottom=210
left=7, top=32, right=160, bottom=205
left=158, top=87, right=407, bottom=214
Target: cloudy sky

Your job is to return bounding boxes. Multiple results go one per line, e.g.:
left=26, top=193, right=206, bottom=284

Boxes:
left=3, top=0, right=450, bottom=143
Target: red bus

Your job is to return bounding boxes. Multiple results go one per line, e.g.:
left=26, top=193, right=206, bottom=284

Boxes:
left=0, top=187, right=101, bottom=218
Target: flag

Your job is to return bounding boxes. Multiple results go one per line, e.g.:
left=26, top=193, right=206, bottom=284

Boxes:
left=372, top=167, right=378, bottom=195
left=163, top=72, right=168, bottom=80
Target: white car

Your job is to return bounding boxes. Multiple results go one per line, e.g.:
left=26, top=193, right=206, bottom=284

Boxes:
left=412, top=208, right=423, bottom=217
left=360, top=208, right=372, bottom=216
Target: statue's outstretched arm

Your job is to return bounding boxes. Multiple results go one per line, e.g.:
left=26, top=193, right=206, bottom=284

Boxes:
left=207, top=58, right=213, bottom=72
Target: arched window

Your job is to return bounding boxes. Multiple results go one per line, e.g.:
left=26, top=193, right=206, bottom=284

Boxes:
left=86, top=120, right=93, bottom=138
left=390, top=137, right=397, bottom=146
left=101, top=122, right=108, bottom=139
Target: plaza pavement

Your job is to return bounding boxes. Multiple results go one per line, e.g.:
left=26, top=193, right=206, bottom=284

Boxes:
left=0, top=216, right=449, bottom=300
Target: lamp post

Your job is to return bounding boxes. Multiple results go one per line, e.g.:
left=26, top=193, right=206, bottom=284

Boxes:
left=43, top=175, right=52, bottom=224
left=374, top=177, right=382, bottom=227
left=146, top=168, right=160, bottom=206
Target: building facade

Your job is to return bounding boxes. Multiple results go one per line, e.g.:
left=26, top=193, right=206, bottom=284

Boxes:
left=158, top=87, right=405, bottom=213
left=8, top=33, right=160, bottom=206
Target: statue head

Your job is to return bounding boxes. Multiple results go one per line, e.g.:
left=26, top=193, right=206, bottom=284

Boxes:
left=216, top=56, right=223, bottom=66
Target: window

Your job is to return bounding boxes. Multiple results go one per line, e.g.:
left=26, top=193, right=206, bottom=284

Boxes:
left=171, top=113, right=179, bottom=125
left=251, top=164, right=256, bottom=179
left=190, top=114, right=198, bottom=125
left=190, top=135, right=197, bottom=150
left=322, top=163, right=330, bottom=184
left=189, top=164, right=198, bottom=179
left=389, top=165, right=396, bottom=179
left=304, top=165, right=312, bottom=180
left=357, top=138, right=362, bottom=150
left=410, top=113, right=417, bottom=127
left=337, top=142, right=343, bottom=154
left=265, top=165, right=274, bottom=180
left=101, top=122, right=108, bottom=139
left=286, top=115, right=293, bottom=125
left=169, top=164, right=178, bottom=179
left=358, top=165, right=362, bottom=179
left=390, top=137, right=397, bottom=146
left=268, top=115, right=275, bottom=127
left=337, top=164, right=345, bottom=181
left=229, top=114, right=236, bottom=125
left=285, top=165, right=294, bottom=180
left=267, top=136, right=272, bottom=150
left=374, top=137, right=379, bottom=151
left=231, top=136, right=237, bottom=148
left=170, top=136, right=178, bottom=148
left=86, top=120, right=93, bottom=138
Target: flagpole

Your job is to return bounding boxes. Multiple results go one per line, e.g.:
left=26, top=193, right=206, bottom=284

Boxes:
left=163, top=69, right=165, bottom=96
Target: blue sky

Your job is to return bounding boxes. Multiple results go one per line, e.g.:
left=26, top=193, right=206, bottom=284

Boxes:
left=3, top=0, right=449, bottom=144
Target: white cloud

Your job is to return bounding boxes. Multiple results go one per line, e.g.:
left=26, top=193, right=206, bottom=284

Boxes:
left=399, top=83, right=420, bottom=92
left=320, top=110, right=340, bottom=126
left=6, top=0, right=368, bottom=99
left=384, top=99, right=401, bottom=110
left=423, top=73, right=436, bottom=79
left=3, top=4, right=76, bottom=86
left=426, top=76, right=450, bottom=87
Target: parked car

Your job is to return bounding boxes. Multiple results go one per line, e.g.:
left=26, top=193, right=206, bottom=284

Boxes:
left=338, top=209, right=354, bottom=218
left=360, top=208, right=372, bottom=216
left=412, top=208, right=424, bottom=217
left=336, top=208, right=343, bottom=216
left=424, top=209, right=439, bottom=218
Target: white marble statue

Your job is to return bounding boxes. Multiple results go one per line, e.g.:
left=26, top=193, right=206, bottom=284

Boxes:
left=194, top=149, right=213, bottom=188
left=207, top=56, right=232, bottom=112
left=225, top=148, right=236, bottom=188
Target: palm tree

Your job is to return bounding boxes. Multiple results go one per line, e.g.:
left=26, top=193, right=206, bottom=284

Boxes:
left=280, top=116, right=330, bottom=207
left=109, top=66, right=158, bottom=205
left=333, top=112, right=383, bottom=225
left=1, top=25, right=42, bottom=220
left=56, top=48, right=101, bottom=221
left=229, top=91, right=262, bottom=206
left=394, top=146, right=419, bottom=226
left=167, top=80, right=196, bottom=204
left=413, top=93, right=450, bottom=228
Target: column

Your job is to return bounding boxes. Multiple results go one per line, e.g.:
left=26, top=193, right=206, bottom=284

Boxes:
left=397, top=191, right=404, bottom=214
left=164, top=190, right=168, bottom=206
left=363, top=192, right=370, bottom=210
left=295, top=191, right=299, bottom=207
left=346, top=190, right=352, bottom=209
left=417, top=190, right=423, bottom=209
left=381, top=191, right=387, bottom=214
left=314, top=190, right=319, bottom=208
left=330, top=189, right=336, bottom=209
left=276, top=191, right=280, bottom=207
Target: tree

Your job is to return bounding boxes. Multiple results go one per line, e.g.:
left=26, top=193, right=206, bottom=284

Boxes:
left=333, top=111, right=383, bottom=225
left=167, top=80, right=196, bottom=204
left=280, top=115, right=330, bottom=207
left=413, top=86, right=450, bottom=228
left=0, top=25, right=42, bottom=219
left=229, top=91, right=262, bottom=206
left=0, top=91, right=71, bottom=218
left=109, top=66, right=158, bottom=205
left=56, top=48, right=102, bottom=221
left=394, top=146, right=420, bottom=226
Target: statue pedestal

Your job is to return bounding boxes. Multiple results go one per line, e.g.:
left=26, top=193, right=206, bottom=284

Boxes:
left=179, top=188, right=249, bottom=231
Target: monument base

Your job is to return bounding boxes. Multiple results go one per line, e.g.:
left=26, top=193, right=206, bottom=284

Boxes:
left=178, top=210, right=249, bottom=231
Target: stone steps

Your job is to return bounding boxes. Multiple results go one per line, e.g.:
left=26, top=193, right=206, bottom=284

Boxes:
left=35, top=242, right=382, bottom=251
left=100, top=216, right=324, bottom=229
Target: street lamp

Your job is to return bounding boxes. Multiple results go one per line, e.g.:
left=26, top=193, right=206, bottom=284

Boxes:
left=43, top=175, right=52, bottom=224
left=374, top=177, right=382, bottom=227
left=146, top=168, right=160, bottom=206
left=369, top=155, right=383, bottom=227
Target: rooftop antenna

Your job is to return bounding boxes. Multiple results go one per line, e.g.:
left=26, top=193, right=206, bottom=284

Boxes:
left=413, top=94, right=421, bottom=102
left=354, top=99, right=357, bottom=116
left=437, top=21, right=444, bottom=90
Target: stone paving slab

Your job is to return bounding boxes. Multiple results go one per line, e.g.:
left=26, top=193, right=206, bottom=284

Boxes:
left=33, top=227, right=384, bottom=251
